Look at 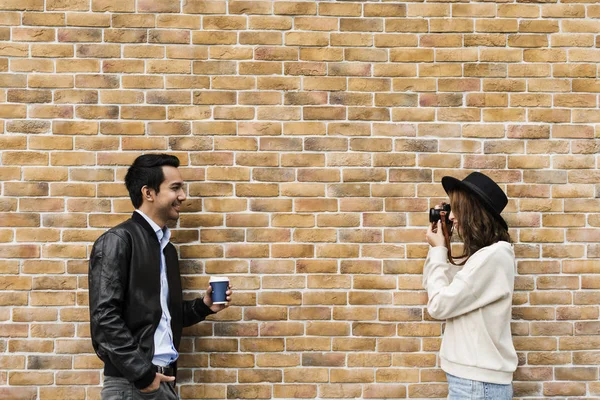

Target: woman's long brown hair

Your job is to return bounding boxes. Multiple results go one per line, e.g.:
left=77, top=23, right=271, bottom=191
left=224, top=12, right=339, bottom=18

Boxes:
left=448, top=189, right=511, bottom=265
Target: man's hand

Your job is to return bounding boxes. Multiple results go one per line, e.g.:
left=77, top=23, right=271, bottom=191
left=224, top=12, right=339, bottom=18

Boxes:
left=426, top=221, right=446, bottom=248
left=203, top=285, right=233, bottom=313
left=140, top=373, right=174, bottom=393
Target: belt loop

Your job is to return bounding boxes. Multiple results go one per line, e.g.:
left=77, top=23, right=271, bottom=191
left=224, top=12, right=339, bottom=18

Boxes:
left=155, top=364, right=174, bottom=376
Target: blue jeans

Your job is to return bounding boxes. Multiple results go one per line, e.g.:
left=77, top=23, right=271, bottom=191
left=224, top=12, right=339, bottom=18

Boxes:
left=447, top=373, right=512, bottom=400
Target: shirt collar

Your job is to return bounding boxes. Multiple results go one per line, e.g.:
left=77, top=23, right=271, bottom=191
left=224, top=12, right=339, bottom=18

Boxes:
left=135, top=209, right=170, bottom=243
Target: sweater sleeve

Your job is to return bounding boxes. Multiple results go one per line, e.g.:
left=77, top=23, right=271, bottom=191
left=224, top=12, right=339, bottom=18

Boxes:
left=423, top=244, right=514, bottom=320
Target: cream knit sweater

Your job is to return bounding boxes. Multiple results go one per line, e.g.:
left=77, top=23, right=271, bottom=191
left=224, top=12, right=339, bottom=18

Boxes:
left=422, top=241, right=518, bottom=384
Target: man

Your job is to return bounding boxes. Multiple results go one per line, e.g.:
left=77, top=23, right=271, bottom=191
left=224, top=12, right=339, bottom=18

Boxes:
left=89, top=154, right=232, bottom=399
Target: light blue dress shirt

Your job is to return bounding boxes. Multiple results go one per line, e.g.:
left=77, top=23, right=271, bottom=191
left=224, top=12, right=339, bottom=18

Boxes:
left=135, top=210, right=178, bottom=367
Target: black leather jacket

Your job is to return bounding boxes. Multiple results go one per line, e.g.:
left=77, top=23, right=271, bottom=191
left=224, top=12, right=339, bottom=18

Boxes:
left=89, top=212, right=213, bottom=389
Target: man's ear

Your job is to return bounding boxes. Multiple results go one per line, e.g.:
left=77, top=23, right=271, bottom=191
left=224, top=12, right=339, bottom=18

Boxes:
left=141, top=186, right=154, bottom=203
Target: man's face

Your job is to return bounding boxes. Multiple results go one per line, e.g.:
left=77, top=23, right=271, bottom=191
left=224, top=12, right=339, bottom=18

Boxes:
left=149, top=166, right=186, bottom=223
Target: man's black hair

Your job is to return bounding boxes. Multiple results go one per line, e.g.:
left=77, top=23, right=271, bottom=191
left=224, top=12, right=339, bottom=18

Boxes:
left=124, top=154, right=180, bottom=208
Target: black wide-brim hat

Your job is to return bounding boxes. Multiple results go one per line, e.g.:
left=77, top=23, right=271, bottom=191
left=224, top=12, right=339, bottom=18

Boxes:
left=441, top=171, right=508, bottom=231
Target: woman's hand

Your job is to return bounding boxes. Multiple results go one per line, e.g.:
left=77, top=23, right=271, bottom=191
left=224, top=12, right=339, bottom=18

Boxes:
left=426, top=220, right=446, bottom=248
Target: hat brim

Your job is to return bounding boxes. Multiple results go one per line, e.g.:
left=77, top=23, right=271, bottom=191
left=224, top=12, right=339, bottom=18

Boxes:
left=441, top=176, right=508, bottom=231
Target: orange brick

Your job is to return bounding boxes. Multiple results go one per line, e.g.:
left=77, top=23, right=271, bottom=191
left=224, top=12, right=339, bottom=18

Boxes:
left=0, top=3, right=597, bottom=392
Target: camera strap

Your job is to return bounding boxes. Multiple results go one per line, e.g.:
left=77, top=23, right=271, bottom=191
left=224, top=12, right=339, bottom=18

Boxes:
left=439, top=212, right=457, bottom=266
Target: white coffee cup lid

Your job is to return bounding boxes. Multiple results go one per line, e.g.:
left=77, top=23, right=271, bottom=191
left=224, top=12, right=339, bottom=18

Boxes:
left=209, top=276, right=229, bottom=283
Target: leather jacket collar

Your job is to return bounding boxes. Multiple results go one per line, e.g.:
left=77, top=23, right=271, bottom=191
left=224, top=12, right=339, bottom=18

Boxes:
left=132, top=211, right=161, bottom=242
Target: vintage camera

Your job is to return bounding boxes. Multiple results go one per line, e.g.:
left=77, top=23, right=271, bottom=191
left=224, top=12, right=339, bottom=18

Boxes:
left=429, top=203, right=452, bottom=227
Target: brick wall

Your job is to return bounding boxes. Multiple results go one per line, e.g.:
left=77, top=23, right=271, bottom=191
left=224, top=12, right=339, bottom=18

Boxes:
left=1, top=0, right=599, bottom=398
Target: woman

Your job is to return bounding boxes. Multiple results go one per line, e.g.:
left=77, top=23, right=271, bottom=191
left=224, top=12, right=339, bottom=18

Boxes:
left=423, top=172, right=518, bottom=399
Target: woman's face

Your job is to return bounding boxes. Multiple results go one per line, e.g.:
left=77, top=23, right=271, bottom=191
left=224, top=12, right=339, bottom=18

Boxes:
left=448, top=209, right=458, bottom=234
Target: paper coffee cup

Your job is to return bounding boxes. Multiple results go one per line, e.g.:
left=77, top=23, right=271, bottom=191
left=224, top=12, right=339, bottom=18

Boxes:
left=209, top=276, right=229, bottom=304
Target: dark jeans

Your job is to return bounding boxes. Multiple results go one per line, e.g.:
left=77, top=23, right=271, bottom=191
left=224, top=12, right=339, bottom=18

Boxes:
left=101, top=376, right=179, bottom=400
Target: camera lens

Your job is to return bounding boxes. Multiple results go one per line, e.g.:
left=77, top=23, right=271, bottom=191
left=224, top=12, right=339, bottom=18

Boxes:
left=429, top=208, right=441, bottom=223
left=429, top=204, right=451, bottom=224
